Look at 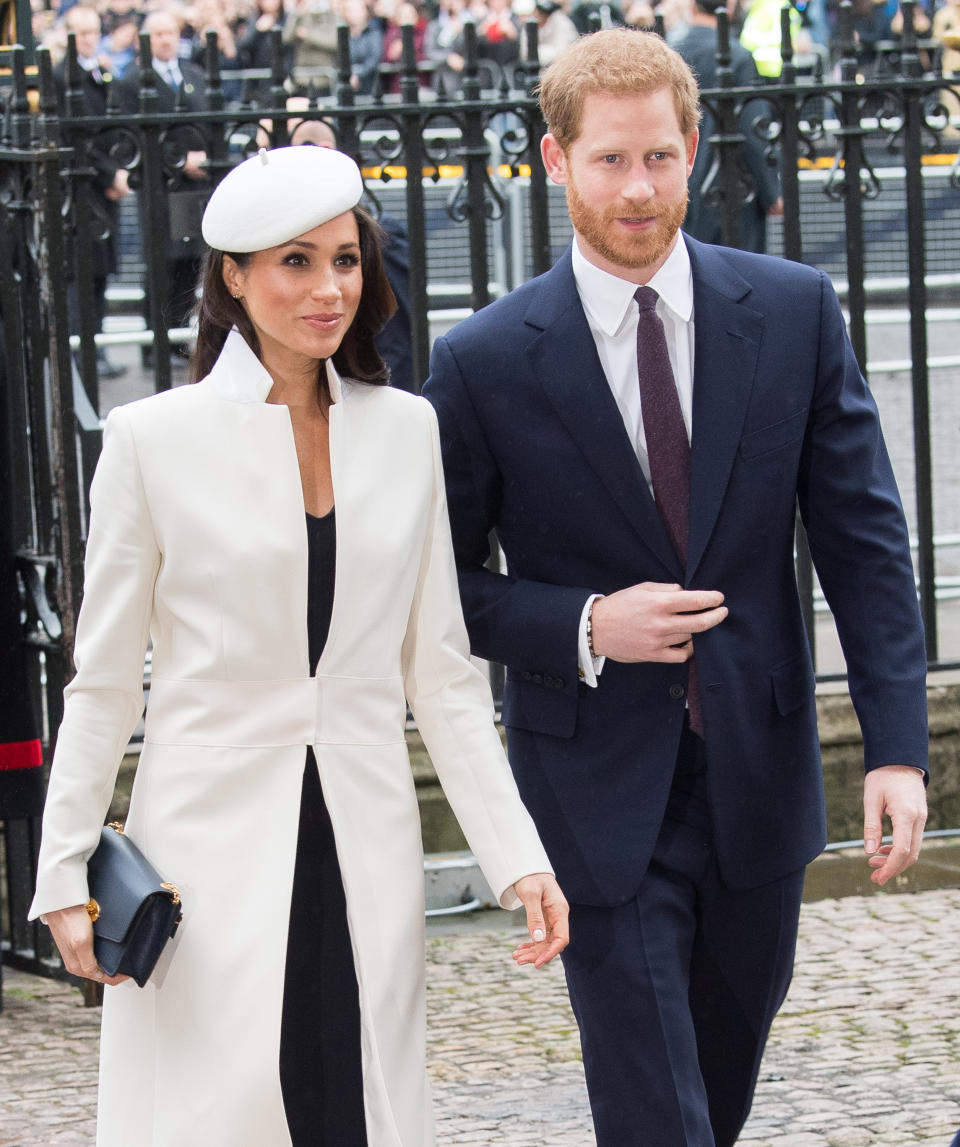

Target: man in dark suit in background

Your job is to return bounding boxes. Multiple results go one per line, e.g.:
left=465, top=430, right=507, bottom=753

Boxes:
left=118, top=9, right=210, bottom=349
left=674, top=0, right=782, bottom=252
left=53, top=4, right=132, bottom=380
left=424, top=28, right=928, bottom=1147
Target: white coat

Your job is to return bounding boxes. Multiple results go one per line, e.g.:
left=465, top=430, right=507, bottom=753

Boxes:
left=30, top=330, right=553, bottom=1146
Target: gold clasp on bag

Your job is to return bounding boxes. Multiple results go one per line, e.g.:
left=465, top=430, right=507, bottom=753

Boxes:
left=85, top=898, right=101, bottom=922
left=161, top=882, right=181, bottom=906
left=107, top=821, right=125, bottom=833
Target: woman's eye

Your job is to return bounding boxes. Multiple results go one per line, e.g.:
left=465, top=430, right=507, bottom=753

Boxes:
left=335, top=253, right=361, bottom=267
left=283, top=253, right=309, bottom=267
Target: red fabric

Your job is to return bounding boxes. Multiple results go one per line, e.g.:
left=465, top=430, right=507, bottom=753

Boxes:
left=0, top=739, right=43, bottom=770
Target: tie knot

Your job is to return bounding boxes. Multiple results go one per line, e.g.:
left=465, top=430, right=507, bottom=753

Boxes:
left=634, top=285, right=658, bottom=312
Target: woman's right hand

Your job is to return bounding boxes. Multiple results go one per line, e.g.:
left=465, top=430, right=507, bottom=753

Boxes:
left=45, top=904, right=129, bottom=986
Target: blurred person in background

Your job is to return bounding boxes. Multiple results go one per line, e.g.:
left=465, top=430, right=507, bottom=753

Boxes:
left=529, top=0, right=578, bottom=65
left=117, top=8, right=210, bottom=359
left=739, top=0, right=810, bottom=76
left=283, top=0, right=340, bottom=94
left=674, top=0, right=782, bottom=252
left=932, top=0, right=960, bottom=136
left=53, top=3, right=131, bottom=380
left=236, top=0, right=294, bottom=100
left=476, top=0, right=520, bottom=72
left=425, top=0, right=470, bottom=93
left=343, top=0, right=384, bottom=93
left=381, top=0, right=430, bottom=91
left=188, top=0, right=247, bottom=104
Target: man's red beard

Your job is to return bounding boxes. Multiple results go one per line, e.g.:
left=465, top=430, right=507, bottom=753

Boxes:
left=566, top=178, right=689, bottom=274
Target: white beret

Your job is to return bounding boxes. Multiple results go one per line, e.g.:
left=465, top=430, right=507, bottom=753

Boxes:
left=201, top=146, right=364, bottom=253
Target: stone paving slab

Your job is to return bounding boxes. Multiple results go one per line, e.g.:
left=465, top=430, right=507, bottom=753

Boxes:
left=2, top=888, right=960, bottom=1146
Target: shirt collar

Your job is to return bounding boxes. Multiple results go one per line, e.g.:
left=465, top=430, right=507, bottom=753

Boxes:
left=203, top=328, right=344, bottom=405
left=571, top=231, right=694, bottom=336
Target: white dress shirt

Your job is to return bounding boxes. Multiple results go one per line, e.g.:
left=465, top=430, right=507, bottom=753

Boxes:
left=572, top=233, right=696, bottom=685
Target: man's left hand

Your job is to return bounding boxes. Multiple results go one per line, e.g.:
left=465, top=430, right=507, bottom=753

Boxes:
left=863, top=765, right=927, bottom=886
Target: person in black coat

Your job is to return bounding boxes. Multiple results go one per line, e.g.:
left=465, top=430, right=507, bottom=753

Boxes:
left=674, top=0, right=782, bottom=253
left=117, top=9, right=211, bottom=346
left=53, top=5, right=132, bottom=379
left=0, top=309, right=44, bottom=824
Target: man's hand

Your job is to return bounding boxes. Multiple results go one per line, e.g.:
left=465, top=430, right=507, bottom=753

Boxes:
left=184, top=151, right=208, bottom=181
left=591, top=582, right=727, bottom=663
left=863, top=765, right=927, bottom=886
left=105, top=168, right=130, bottom=201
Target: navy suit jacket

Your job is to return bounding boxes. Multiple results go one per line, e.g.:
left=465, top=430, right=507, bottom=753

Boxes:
left=423, top=236, right=928, bottom=906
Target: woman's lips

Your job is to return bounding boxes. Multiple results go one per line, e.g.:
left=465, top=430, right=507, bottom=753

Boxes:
left=302, top=314, right=342, bottom=329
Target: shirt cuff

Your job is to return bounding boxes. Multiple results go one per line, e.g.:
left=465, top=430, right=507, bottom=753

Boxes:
left=577, top=594, right=605, bottom=688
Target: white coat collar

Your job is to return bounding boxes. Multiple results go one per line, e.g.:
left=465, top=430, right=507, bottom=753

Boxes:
left=203, top=327, right=345, bottom=405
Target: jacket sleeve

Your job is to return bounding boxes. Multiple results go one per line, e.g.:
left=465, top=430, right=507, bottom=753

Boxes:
left=798, top=272, right=929, bottom=773
left=423, top=334, right=591, bottom=693
left=400, top=402, right=554, bottom=908
left=29, top=406, right=161, bottom=920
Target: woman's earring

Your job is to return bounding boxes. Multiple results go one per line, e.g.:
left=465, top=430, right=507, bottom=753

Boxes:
left=232, top=293, right=242, bottom=301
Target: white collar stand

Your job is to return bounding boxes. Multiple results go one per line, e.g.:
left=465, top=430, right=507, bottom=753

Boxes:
left=203, top=328, right=344, bottom=406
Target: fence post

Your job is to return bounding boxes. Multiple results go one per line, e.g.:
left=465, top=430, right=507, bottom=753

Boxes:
left=899, top=0, right=938, bottom=655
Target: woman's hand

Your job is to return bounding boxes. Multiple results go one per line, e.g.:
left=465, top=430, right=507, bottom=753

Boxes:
left=45, top=904, right=129, bottom=986
left=511, top=872, right=569, bottom=969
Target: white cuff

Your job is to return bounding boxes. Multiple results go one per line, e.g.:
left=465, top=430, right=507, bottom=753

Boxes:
left=577, top=594, right=605, bottom=688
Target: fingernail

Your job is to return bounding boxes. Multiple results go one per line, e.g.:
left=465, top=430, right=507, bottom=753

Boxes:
left=533, top=929, right=545, bottom=943
left=865, top=838, right=877, bottom=853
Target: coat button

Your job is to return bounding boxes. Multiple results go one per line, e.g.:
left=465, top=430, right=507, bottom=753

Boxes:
left=522, top=670, right=531, bottom=681
left=532, top=673, right=543, bottom=685
left=554, top=677, right=564, bottom=689
left=668, top=683, right=685, bottom=700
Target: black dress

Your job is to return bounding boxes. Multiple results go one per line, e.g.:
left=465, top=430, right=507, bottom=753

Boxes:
left=279, top=510, right=368, bottom=1145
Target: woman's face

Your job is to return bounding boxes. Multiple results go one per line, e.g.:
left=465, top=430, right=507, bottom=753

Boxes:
left=223, top=212, right=363, bottom=375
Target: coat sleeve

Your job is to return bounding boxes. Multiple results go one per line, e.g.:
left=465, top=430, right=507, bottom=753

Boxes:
left=400, top=402, right=554, bottom=908
left=797, top=272, right=929, bottom=773
left=29, top=406, right=161, bottom=920
left=423, top=334, right=590, bottom=692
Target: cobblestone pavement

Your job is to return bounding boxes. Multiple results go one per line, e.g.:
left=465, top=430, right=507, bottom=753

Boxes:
left=2, top=888, right=960, bottom=1146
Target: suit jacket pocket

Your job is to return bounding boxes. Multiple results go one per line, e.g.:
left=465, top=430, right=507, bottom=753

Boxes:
left=770, top=653, right=815, bottom=716
left=502, top=677, right=578, bottom=739
left=739, top=408, right=807, bottom=462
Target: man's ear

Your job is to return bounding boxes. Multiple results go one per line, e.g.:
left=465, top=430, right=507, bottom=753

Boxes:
left=685, top=128, right=699, bottom=178
left=541, top=133, right=569, bottom=186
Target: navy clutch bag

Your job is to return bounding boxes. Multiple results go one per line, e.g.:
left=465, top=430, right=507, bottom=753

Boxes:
left=85, top=823, right=183, bottom=987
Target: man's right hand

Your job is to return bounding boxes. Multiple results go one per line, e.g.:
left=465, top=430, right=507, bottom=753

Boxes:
left=591, top=582, right=727, bottom=663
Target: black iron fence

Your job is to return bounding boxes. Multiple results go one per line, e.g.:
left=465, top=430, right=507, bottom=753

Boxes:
left=1, top=5, right=958, bottom=981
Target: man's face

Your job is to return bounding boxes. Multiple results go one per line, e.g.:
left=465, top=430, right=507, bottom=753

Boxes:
left=541, top=88, right=698, bottom=282
left=69, top=8, right=103, bottom=59
left=148, top=15, right=180, bottom=61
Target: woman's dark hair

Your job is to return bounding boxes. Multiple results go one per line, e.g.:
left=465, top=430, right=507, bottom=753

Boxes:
left=190, top=204, right=397, bottom=388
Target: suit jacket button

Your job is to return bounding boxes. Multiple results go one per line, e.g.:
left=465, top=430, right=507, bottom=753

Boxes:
left=669, top=683, right=685, bottom=700
left=555, top=677, right=564, bottom=689
left=532, top=673, right=543, bottom=685
left=522, top=670, right=531, bottom=681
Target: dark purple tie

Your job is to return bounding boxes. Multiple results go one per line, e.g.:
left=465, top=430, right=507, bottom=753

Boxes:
left=635, top=286, right=702, bottom=734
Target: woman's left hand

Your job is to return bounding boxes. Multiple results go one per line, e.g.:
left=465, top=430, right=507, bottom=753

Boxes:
left=511, top=872, right=569, bottom=969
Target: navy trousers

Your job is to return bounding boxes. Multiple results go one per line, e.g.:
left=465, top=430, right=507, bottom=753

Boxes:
left=562, top=725, right=805, bottom=1147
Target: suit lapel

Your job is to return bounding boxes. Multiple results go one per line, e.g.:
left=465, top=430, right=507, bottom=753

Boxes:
left=686, top=238, right=765, bottom=579
left=525, top=253, right=681, bottom=578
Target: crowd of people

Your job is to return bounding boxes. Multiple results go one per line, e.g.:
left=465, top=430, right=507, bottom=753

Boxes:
left=30, top=0, right=960, bottom=103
